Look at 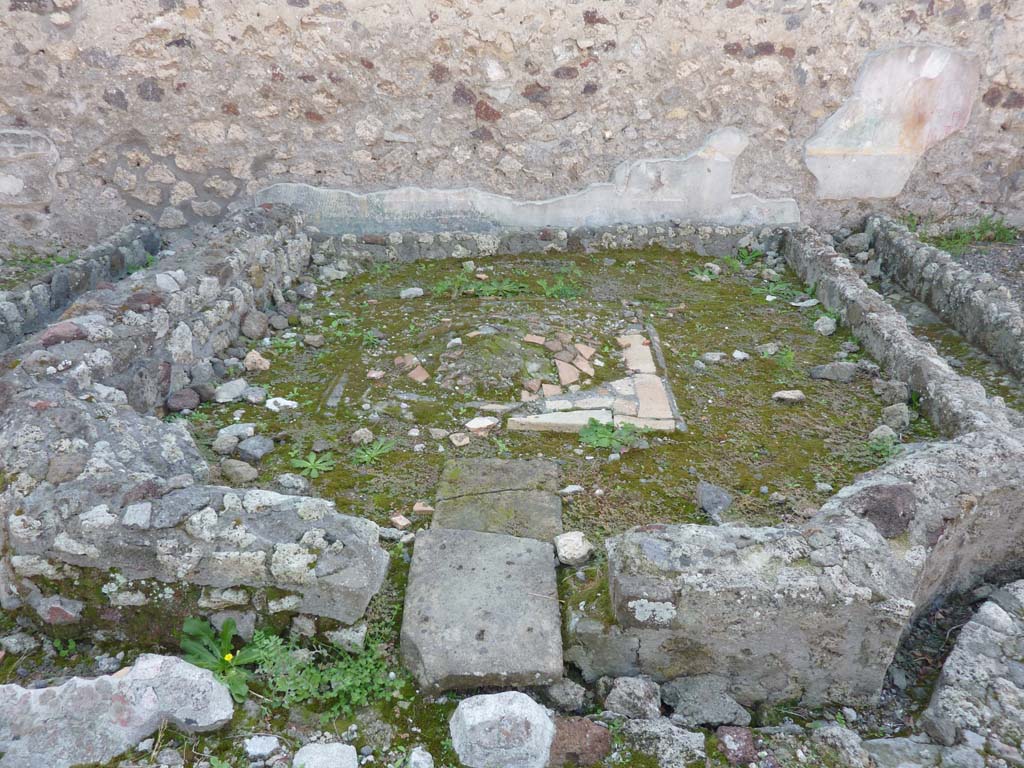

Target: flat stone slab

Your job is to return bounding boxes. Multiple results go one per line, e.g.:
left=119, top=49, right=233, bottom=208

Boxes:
left=617, top=334, right=657, bottom=374
left=401, top=528, right=563, bottom=692
left=434, top=490, right=563, bottom=541
left=508, top=409, right=612, bottom=433
left=434, top=459, right=563, bottom=541
left=435, top=458, right=560, bottom=498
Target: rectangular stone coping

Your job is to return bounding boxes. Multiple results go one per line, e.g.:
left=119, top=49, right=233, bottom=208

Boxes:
left=507, top=409, right=613, bottom=433
left=400, top=527, right=563, bottom=692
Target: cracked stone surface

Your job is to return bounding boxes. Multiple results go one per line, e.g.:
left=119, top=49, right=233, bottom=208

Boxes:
left=433, top=459, right=563, bottom=541
left=919, top=579, right=1024, bottom=754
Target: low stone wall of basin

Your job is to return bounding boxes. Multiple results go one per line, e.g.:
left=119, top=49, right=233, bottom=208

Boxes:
left=0, top=206, right=388, bottom=634
left=3, top=205, right=1023, bottom=716
left=315, top=220, right=755, bottom=270
left=0, top=223, right=160, bottom=354
left=567, top=227, right=1024, bottom=708
left=869, top=215, right=1024, bottom=382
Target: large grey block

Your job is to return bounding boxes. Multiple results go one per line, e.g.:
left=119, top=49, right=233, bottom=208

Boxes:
left=401, top=528, right=563, bottom=692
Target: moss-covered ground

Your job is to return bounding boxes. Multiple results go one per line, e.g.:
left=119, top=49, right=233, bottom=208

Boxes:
left=7, top=245, right=983, bottom=767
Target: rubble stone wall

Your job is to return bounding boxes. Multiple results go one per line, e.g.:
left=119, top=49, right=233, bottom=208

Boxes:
left=0, top=223, right=160, bottom=354
left=3, top=206, right=1024, bottom=710
left=869, top=215, right=1024, bottom=382
left=1, top=1, right=1022, bottom=244
left=0, top=207, right=389, bottom=632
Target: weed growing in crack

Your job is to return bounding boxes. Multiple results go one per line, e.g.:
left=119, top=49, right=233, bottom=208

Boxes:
left=736, top=246, right=764, bottom=267
left=688, top=265, right=718, bottom=282
left=536, top=276, right=582, bottom=299
left=53, top=638, right=77, bottom=661
left=431, top=270, right=476, bottom=299
left=180, top=617, right=260, bottom=702
left=248, top=631, right=405, bottom=722
left=775, top=346, right=797, bottom=371
left=752, top=278, right=805, bottom=302
left=868, top=435, right=902, bottom=462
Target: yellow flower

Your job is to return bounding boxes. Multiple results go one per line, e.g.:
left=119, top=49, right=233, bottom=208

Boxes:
left=223, top=653, right=234, bottom=662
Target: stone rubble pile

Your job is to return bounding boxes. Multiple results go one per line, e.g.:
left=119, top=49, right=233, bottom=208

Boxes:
left=0, top=209, right=389, bottom=631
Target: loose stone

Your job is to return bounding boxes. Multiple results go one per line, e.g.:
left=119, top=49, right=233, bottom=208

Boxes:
left=869, top=425, right=897, bottom=441
left=809, top=361, right=858, bottom=382
left=408, top=365, right=431, bottom=383
left=548, top=717, right=612, bottom=768
left=291, top=743, right=358, bottom=768
left=696, top=481, right=732, bottom=523
left=214, top=378, right=248, bottom=403
left=266, top=397, right=298, bottom=412
left=350, top=427, right=374, bottom=444
left=241, top=310, right=269, bottom=339
left=544, top=678, right=589, bottom=713
left=244, top=350, right=271, bottom=371
left=814, top=316, right=837, bottom=336
left=244, top=734, right=281, bottom=758
left=0, top=655, right=233, bottom=768
left=554, top=531, right=595, bottom=566
left=166, top=388, right=200, bottom=412
left=604, top=676, right=662, bottom=719
left=465, top=416, right=499, bottom=435
left=221, top=459, right=258, bottom=484
left=662, top=674, right=750, bottom=727
left=237, top=435, right=275, bottom=463
left=449, top=432, right=471, bottom=447
left=772, top=389, right=806, bottom=404
left=449, top=692, right=556, bottom=768
left=882, top=402, right=911, bottom=431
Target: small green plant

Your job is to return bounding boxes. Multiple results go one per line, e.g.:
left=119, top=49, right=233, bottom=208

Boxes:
left=900, top=213, right=921, bottom=233
left=736, top=246, right=764, bottom=267
left=775, top=346, right=797, bottom=371
left=868, top=436, right=902, bottom=462
left=209, top=759, right=233, bottom=768
left=579, top=418, right=644, bottom=451
left=180, top=617, right=260, bottom=702
left=249, top=631, right=404, bottom=721
left=431, top=271, right=476, bottom=299
left=290, top=451, right=337, bottom=478
left=752, top=279, right=804, bottom=302
left=352, top=438, right=396, bottom=466
left=53, top=637, right=77, bottom=660
left=688, top=266, right=718, bottom=282
left=477, top=277, right=528, bottom=297
left=536, top=276, right=582, bottom=299
left=270, top=335, right=301, bottom=351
